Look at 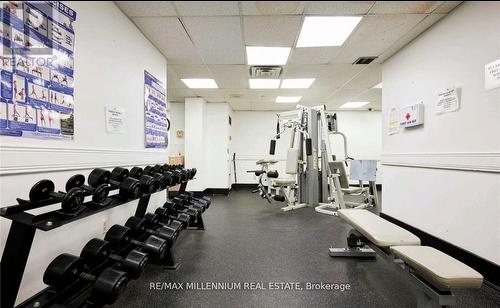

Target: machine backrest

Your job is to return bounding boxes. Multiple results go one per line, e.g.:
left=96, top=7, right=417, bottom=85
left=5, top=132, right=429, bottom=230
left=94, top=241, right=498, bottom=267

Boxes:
left=329, top=161, right=350, bottom=189
left=285, top=148, right=299, bottom=175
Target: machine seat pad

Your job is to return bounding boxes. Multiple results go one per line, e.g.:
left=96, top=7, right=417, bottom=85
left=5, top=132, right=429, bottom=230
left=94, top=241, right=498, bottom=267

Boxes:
left=390, top=246, right=483, bottom=289
left=256, top=159, right=279, bottom=165
left=338, top=209, right=421, bottom=247
left=273, top=178, right=296, bottom=186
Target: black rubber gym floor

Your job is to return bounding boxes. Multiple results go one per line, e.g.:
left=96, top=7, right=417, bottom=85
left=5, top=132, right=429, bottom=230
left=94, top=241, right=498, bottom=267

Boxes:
left=115, top=190, right=500, bottom=308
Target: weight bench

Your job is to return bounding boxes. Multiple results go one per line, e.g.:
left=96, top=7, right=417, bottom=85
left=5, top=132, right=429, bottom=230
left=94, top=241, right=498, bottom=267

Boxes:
left=330, top=209, right=483, bottom=308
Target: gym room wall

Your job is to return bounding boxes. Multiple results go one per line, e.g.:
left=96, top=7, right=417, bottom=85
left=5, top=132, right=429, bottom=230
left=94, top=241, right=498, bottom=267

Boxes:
left=382, top=2, right=500, bottom=265
left=184, top=99, right=232, bottom=191
left=231, top=110, right=383, bottom=185
left=0, top=2, right=167, bottom=304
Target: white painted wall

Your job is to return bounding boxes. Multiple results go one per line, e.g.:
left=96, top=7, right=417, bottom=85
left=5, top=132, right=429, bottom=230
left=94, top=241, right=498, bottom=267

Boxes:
left=184, top=100, right=232, bottom=190
left=381, top=2, right=500, bottom=264
left=206, top=103, right=232, bottom=189
left=0, top=1, right=167, bottom=304
left=169, top=102, right=185, bottom=156
left=232, top=110, right=382, bottom=184
left=184, top=97, right=207, bottom=191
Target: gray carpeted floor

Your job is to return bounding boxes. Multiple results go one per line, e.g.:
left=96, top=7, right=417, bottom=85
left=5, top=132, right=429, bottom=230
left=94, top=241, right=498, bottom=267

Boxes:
left=115, top=190, right=500, bottom=308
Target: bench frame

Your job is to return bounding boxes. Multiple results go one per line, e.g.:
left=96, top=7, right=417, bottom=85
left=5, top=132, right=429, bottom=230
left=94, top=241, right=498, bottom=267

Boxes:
left=330, top=229, right=456, bottom=308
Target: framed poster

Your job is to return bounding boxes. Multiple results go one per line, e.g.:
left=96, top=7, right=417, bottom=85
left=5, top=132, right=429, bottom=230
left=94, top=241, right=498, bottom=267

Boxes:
left=0, top=1, right=76, bottom=140
left=144, top=70, right=168, bottom=148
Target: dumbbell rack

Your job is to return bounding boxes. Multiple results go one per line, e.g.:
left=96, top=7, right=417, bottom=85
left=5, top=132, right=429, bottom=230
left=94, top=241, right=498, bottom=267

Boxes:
left=0, top=177, right=191, bottom=308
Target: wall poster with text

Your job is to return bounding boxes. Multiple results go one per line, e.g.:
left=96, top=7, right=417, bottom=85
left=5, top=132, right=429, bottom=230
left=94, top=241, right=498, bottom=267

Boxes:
left=0, top=1, right=76, bottom=140
left=144, top=70, right=168, bottom=148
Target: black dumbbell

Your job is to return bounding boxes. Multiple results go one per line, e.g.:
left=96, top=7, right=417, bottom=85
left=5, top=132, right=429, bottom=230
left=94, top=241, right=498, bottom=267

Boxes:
left=80, top=238, right=148, bottom=279
left=144, top=213, right=183, bottom=234
left=172, top=196, right=206, bottom=213
left=188, top=168, right=197, bottom=179
left=43, top=253, right=128, bottom=305
left=66, top=174, right=110, bottom=206
left=154, top=208, right=190, bottom=229
left=182, top=191, right=211, bottom=207
left=129, top=167, right=158, bottom=194
left=88, top=168, right=141, bottom=199
left=29, top=179, right=85, bottom=214
left=125, top=216, right=178, bottom=246
left=143, top=166, right=172, bottom=189
left=104, top=225, right=167, bottom=262
left=162, top=201, right=199, bottom=223
left=178, top=193, right=210, bottom=209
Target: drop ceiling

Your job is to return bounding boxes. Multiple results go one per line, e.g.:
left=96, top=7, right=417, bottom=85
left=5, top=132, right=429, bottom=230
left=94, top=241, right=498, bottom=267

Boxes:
left=115, top=1, right=462, bottom=111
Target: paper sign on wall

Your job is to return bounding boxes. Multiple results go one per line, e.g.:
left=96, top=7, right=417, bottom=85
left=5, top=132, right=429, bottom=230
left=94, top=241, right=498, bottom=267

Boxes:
left=388, top=107, right=400, bottom=135
left=400, top=103, right=424, bottom=128
left=485, top=59, right=500, bottom=90
left=105, top=106, right=125, bottom=133
left=436, top=87, right=460, bottom=114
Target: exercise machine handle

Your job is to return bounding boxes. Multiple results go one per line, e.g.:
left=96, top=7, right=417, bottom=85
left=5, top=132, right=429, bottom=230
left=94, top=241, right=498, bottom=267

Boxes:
left=269, top=140, right=276, bottom=155
left=305, top=138, right=312, bottom=156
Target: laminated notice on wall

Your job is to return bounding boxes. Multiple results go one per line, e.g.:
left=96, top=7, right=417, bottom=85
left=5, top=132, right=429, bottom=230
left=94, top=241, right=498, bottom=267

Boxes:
left=105, top=106, right=125, bottom=133
left=0, top=1, right=76, bottom=140
left=388, top=107, right=400, bottom=135
left=485, top=59, right=500, bottom=90
left=436, top=87, right=460, bottom=115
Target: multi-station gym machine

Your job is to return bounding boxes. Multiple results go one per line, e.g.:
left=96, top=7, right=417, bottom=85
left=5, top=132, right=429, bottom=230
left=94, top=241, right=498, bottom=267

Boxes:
left=264, top=104, right=378, bottom=214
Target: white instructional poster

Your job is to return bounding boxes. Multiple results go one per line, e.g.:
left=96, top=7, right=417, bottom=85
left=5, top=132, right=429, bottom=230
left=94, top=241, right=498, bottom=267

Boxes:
left=105, top=106, right=125, bottom=133
left=485, top=59, right=500, bottom=90
left=436, top=87, right=460, bottom=115
left=388, top=107, right=400, bottom=135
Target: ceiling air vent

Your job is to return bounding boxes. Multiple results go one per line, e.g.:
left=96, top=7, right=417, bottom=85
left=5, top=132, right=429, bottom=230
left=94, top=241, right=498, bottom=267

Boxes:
left=250, top=66, right=282, bottom=79
left=353, top=57, right=378, bottom=65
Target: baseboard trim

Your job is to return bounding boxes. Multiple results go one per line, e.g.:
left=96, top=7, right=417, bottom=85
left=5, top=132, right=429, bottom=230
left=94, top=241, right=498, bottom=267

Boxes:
left=231, top=183, right=382, bottom=190
left=204, top=188, right=230, bottom=195
left=380, top=213, right=500, bottom=287
left=232, top=184, right=258, bottom=190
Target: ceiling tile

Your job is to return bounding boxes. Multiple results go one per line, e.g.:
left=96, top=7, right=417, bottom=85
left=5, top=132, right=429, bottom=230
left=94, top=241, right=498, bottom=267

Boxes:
left=312, top=64, right=365, bottom=89
left=251, top=101, right=293, bottom=111
left=305, top=1, right=375, bottom=15
left=355, top=88, right=382, bottom=104
left=173, top=1, right=240, bottom=16
left=331, top=14, right=426, bottom=63
left=283, top=65, right=330, bottom=78
left=182, top=17, right=245, bottom=64
left=243, top=16, right=302, bottom=47
left=208, top=65, right=249, bottom=89
left=132, top=17, right=203, bottom=64
left=115, top=1, right=177, bottom=17
left=229, top=101, right=252, bottom=110
left=288, top=47, right=341, bottom=65
left=168, top=64, right=213, bottom=79
left=432, top=1, right=463, bottom=13
left=369, top=1, right=439, bottom=14
left=167, top=88, right=198, bottom=101
left=241, top=1, right=305, bottom=15
left=378, top=14, right=446, bottom=62
left=343, top=64, right=381, bottom=89
left=167, top=67, right=186, bottom=88
left=326, top=88, right=366, bottom=104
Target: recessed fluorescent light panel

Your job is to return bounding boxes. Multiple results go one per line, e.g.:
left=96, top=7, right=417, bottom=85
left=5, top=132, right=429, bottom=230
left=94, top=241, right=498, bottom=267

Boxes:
left=246, top=46, right=291, bottom=65
left=181, top=79, right=218, bottom=89
left=373, top=82, right=382, bottom=89
left=249, top=79, right=281, bottom=89
left=276, top=96, right=302, bottom=103
left=297, top=16, right=362, bottom=47
left=281, top=78, right=315, bottom=89
left=340, top=101, right=370, bottom=109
